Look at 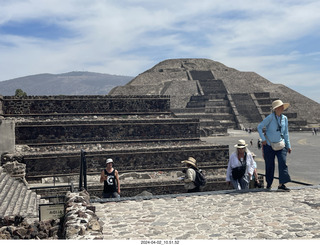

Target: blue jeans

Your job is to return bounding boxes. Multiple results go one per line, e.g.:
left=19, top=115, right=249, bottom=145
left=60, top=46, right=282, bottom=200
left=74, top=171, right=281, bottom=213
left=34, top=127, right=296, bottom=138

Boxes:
left=230, top=174, right=249, bottom=190
left=263, top=144, right=291, bottom=187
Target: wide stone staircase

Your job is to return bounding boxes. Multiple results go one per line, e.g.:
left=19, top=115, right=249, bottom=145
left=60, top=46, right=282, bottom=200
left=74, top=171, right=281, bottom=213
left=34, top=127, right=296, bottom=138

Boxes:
left=0, top=167, right=42, bottom=219
left=172, top=71, right=237, bottom=136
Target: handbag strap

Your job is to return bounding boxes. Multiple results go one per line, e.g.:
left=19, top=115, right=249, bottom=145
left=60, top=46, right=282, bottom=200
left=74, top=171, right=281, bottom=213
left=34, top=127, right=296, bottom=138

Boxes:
left=264, top=113, right=284, bottom=144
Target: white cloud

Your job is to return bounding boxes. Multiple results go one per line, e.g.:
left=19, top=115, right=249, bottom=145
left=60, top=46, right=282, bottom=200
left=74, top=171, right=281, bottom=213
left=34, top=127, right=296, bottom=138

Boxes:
left=0, top=0, right=319, bottom=102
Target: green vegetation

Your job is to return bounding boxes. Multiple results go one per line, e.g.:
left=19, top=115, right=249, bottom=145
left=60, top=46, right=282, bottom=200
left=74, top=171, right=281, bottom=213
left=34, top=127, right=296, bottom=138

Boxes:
left=15, top=89, right=27, bottom=97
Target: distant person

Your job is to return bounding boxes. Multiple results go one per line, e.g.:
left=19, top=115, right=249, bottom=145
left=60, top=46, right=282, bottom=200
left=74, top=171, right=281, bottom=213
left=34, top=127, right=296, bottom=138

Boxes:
left=100, top=158, right=121, bottom=198
left=257, top=99, right=292, bottom=191
left=257, top=139, right=262, bottom=149
left=226, top=140, right=255, bottom=190
left=181, top=157, right=201, bottom=193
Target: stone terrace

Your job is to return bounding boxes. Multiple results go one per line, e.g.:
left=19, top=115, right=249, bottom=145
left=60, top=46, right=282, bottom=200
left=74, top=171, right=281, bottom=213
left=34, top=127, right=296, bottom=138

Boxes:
left=0, top=95, right=230, bottom=199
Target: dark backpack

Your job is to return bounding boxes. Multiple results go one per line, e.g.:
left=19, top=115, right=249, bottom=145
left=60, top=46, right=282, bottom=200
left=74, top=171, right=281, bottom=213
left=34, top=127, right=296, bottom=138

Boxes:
left=194, top=169, right=206, bottom=187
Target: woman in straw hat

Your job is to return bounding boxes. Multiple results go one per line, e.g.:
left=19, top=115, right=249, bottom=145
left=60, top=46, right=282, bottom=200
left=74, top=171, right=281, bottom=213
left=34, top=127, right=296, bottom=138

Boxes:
left=257, top=99, right=292, bottom=191
left=226, top=140, right=255, bottom=190
left=181, top=157, right=200, bottom=193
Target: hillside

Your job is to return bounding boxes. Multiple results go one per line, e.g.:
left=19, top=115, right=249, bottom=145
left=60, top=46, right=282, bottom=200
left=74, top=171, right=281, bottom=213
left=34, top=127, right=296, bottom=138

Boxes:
left=0, top=72, right=133, bottom=96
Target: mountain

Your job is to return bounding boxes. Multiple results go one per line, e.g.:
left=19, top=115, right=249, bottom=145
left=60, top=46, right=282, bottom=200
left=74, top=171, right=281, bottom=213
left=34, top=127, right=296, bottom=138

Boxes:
left=0, top=72, right=134, bottom=96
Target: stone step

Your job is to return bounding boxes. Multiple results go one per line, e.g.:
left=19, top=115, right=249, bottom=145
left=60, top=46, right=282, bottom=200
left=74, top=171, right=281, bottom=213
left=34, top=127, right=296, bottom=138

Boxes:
left=11, top=186, right=29, bottom=216
left=172, top=108, right=205, bottom=114
left=3, top=182, right=26, bottom=217
left=0, top=167, right=41, bottom=218
left=0, top=172, right=10, bottom=195
left=20, top=191, right=32, bottom=217
left=0, top=179, right=18, bottom=217
left=173, top=113, right=234, bottom=120
left=0, top=177, right=14, bottom=206
left=206, top=100, right=229, bottom=106
left=205, top=107, right=232, bottom=113
left=26, top=193, right=39, bottom=217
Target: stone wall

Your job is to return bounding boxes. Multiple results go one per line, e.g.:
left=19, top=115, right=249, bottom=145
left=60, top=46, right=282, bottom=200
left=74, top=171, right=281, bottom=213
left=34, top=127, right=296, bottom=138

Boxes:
left=88, top=178, right=232, bottom=198
left=63, top=190, right=103, bottom=239
left=15, top=118, right=200, bottom=144
left=21, top=144, right=228, bottom=180
left=2, top=95, right=170, bottom=115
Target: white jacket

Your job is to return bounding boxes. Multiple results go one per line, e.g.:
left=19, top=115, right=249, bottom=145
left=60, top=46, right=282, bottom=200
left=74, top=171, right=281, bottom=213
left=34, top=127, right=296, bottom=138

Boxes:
left=226, top=152, right=255, bottom=181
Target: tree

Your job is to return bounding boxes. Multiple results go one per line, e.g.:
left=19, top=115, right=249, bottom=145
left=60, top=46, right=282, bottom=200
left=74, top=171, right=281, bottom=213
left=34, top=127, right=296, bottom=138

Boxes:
left=15, top=89, right=27, bottom=97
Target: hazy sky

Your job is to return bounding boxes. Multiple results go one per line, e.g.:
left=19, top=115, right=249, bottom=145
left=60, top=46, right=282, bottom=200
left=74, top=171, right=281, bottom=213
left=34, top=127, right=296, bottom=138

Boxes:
left=1, top=0, right=319, bottom=102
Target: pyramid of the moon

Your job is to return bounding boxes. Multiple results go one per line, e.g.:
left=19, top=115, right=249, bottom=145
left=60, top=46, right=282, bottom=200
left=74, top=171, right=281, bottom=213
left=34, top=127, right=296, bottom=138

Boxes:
left=109, top=58, right=319, bottom=135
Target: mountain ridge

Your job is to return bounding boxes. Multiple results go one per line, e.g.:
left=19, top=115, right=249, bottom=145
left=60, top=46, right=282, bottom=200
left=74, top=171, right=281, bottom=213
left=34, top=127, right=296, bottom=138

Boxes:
left=0, top=71, right=134, bottom=96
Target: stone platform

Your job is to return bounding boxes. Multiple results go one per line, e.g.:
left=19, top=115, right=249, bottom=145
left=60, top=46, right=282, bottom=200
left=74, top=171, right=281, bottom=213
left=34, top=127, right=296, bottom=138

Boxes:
left=85, top=185, right=320, bottom=240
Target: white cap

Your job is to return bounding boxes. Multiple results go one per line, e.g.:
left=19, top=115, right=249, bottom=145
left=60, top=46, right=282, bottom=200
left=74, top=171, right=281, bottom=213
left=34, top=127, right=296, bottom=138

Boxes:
left=106, top=158, right=113, bottom=164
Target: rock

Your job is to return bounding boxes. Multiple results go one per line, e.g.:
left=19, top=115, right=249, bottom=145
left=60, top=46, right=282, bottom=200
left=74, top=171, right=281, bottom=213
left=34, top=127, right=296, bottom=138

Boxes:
left=135, top=191, right=153, bottom=197
left=88, top=220, right=101, bottom=231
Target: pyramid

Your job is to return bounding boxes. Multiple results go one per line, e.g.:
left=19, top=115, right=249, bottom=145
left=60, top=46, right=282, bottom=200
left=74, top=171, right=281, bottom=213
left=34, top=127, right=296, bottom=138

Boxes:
left=110, top=58, right=320, bottom=134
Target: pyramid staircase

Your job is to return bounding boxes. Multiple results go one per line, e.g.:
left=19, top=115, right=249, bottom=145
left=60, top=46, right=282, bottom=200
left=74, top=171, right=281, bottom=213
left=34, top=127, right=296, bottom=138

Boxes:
left=253, top=93, right=308, bottom=131
left=172, top=71, right=237, bottom=136
left=172, top=70, right=308, bottom=134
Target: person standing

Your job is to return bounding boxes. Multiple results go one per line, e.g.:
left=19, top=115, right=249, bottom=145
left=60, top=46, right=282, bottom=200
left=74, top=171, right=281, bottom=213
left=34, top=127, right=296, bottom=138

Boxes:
left=226, top=140, right=255, bottom=190
left=257, top=99, right=292, bottom=191
left=100, top=158, right=121, bottom=198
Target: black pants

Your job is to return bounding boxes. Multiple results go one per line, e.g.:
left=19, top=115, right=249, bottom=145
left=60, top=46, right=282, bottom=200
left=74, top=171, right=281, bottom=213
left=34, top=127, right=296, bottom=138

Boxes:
left=187, top=186, right=200, bottom=193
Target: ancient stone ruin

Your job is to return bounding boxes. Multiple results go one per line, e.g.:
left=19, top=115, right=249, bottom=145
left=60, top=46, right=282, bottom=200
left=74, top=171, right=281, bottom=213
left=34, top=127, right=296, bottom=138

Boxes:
left=0, top=94, right=230, bottom=196
left=110, top=58, right=320, bottom=135
left=0, top=94, right=232, bottom=238
left=1, top=58, right=318, bottom=238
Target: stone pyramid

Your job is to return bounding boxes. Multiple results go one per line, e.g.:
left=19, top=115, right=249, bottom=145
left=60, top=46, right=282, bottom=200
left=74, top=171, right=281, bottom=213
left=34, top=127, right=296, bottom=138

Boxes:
left=110, top=58, right=319, bottom=133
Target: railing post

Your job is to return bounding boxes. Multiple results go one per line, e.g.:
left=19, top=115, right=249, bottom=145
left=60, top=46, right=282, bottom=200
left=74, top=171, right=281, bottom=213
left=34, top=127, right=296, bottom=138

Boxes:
left=79, top=149, right=87, bottom=191
left=79, top=150, right=83, bottom=190
left=83, top=150, right=87, bottom=190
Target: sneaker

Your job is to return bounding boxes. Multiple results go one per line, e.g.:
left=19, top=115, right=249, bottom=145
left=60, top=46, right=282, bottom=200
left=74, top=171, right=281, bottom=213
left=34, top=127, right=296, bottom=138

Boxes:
left=266, top=185, right=272, bottom=191
left=278, top=184, right=290, bottom=192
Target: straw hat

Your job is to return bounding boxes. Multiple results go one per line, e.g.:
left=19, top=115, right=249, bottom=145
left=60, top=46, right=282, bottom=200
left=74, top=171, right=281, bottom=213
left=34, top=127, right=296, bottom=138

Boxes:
left=272, top=99, right=290, bottom=111
left=234, top=139, right=248, bottom=149
left=181, top=157, right=197, bottom=168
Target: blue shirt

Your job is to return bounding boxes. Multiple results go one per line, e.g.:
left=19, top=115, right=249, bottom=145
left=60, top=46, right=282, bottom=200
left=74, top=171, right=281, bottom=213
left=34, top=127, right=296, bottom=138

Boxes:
left=257, top=112, right=291, bottom=149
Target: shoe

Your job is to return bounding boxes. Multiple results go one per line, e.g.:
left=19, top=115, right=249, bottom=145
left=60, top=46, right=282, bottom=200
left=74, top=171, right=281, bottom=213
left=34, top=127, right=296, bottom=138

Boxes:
left=278, top=184, right=290, bottom=192
left=266, top=185, right=272, bottom=191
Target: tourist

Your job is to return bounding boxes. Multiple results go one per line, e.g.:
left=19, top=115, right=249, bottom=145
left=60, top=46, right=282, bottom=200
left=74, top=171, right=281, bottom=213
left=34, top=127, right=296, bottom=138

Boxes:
left=257, top=139, right=262, bottom=149
left=257, top=99, right=292, bottom=191
left=100, top=158, right=121, bottom=198
left=249, top=152, right=262, bottom=188
left=226, top=139, right=255, bottom=190
left=181, top=157, right=200, bottom=193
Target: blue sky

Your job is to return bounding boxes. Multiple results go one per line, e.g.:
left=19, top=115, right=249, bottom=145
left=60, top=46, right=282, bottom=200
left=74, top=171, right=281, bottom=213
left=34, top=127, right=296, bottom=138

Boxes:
left=0, top=0, right=320, bottom=103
